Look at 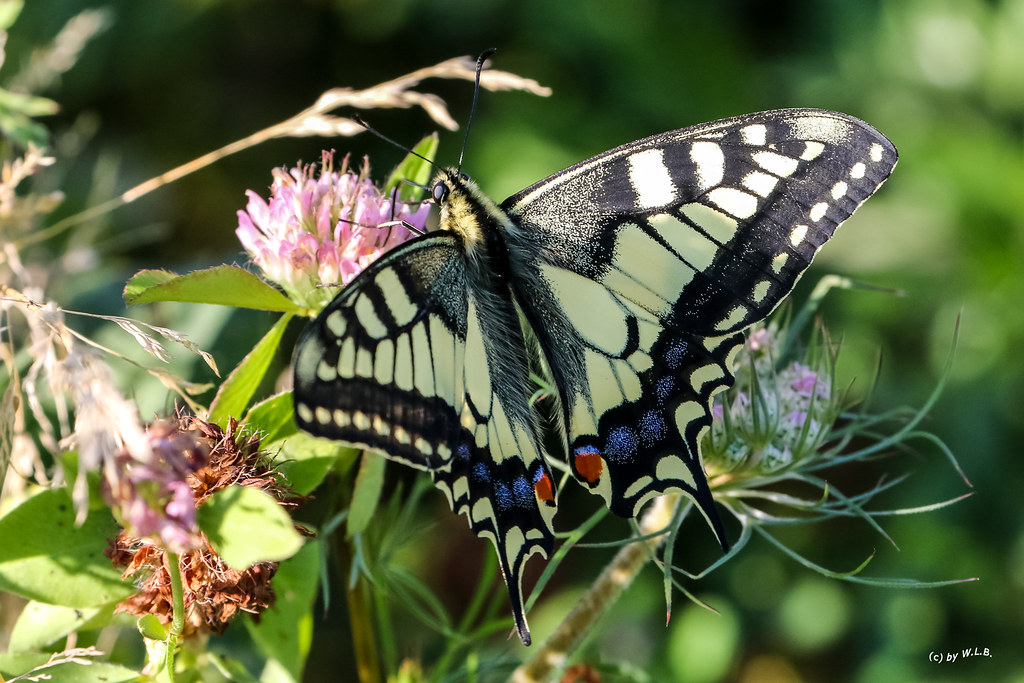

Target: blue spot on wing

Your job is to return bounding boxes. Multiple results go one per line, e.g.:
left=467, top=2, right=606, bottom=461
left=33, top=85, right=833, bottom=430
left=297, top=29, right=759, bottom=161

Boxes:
left=639, top=410, right=666, bottom=446
left=656, top=375, right=675, bottom=404
left=664, top=339, right=688, bottom=370
left=512, top=476, right=534, bottom=507
left=493, top=481, right=512, bottom=510
left=605, top=426, right=638, bottom=463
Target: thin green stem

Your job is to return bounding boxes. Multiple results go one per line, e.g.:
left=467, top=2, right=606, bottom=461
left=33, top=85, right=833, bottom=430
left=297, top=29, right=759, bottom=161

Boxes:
left=165, top=551, right=185, bottom=683
left=511, top=494, right=680, bottom=683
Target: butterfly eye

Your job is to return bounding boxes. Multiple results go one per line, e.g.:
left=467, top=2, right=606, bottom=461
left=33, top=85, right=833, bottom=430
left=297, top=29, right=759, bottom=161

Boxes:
left=459, top=171, right=470, bottom=181
left=432, top=182, right=449, bottom=203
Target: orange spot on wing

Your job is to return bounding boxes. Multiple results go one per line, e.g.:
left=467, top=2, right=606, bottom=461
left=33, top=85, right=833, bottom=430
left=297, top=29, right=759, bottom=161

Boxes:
left=574, top=449, right=604, bottom=484
left=533, top=472, right=555, bottom=503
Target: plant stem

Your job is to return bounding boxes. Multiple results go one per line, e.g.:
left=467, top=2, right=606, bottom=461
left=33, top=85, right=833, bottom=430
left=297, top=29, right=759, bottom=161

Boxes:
left=165, top=550, right=186, bottom=682
left=510, top=493, right=680, bottom=683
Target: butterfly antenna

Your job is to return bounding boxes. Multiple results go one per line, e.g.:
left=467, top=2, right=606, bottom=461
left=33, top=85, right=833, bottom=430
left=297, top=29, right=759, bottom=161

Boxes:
left=457, top=48, right=496, bottom=173
left=352, top=113, right=441, bottom=175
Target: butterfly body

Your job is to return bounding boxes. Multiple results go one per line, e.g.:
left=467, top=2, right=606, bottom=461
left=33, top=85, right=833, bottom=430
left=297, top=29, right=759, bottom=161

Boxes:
left=293, top=108, right=898, bottom=645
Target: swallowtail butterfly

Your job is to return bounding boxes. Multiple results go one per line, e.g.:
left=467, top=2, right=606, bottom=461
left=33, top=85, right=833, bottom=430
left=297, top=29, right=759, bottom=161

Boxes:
left=293, top=100, right=897, bottom=644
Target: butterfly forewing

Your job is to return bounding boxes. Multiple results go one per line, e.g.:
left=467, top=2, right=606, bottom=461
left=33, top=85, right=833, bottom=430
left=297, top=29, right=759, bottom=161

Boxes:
left=293, top=232, right=556, bottom=646
left=502, top=108, right=897, bottom=536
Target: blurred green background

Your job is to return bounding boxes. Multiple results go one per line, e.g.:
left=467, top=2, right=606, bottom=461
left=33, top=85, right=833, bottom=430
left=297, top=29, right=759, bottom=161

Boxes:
left=5, top=0, right=1023, bottom=681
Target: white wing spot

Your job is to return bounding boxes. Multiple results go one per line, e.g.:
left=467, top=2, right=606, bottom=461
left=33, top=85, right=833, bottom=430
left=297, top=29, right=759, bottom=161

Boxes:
left=870, top=143, right=884, bottom=162
left=690, top=363, right=724, bottom=392
left=801, top=141, right=825, bottom=161
left=655, top=454, right=695, bottom=489
left=752, top=279, right=771, bottom=303
left=374, top=338, right=395, bottom=385
left=809, top=202, right=828, bottom=222
left=315, top=406, right=331, bottom=425
left=788, top=115, right=850, bottom=146
left=317, top=360, right=338, bottom=382
left=375, top=268, right=417, bottom=326
left=296, top=402, right=313, bottom=423
left=707, top=187, right=758, bottom=219
left=393, top=335, right=413, bottom=391
left=325, top=310, right=347, bottom=338
left=394, top=425, right=412, bottom=445
left=741, top=170, right=778, bottom=198
left=333, top=409, right=350, bottom=428
left=690, top=141, right=725, bottom=190
left=352, top=411, right=370, bottom=430
left=628, top=148, right=677, bottom=209
left=354, top=294, right=387, bottom=339
left=831, top=181, right=848, bottom=200
left=790, top=224, right=808, bottom=247
left=356, top=347, right=373, bottom=379
left=850, top=162, right=866, bottom=179
left=740, top=123, right=767, bottom=146
left=718, top=304, right=748, bottom=330
left=623, top=475, right=654, bottom=499
left=752, top=150, right=799, bottom=177
left=771, top=252, right=788, bottom=273
left=372, top=415, right=389, bottom=437
left=338, top=338, right=356, bottom=378
left=414, top=436, right=433, bottom=456
left=674, top=401, right=704, bottom=430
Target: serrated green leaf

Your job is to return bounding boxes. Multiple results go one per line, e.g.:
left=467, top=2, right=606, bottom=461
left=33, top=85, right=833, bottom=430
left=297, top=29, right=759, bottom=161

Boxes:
left=196, top=485, right=303, bottom=569
left=242, top=392, right=297, bottom=446
left=347, top=452, right=385, bottom=538
left=208, top=313, right=292, bottom=427
left=278, top=432, right=359, bottom=496
left=384, top=133, right=439, bottom=202
left=123, top=265, right=300, bottom=312
left=0, top=489, right=134, bottom=607
left=245, top=541, right=319, bottom=681
left=8, top=602, right=103, bottom=652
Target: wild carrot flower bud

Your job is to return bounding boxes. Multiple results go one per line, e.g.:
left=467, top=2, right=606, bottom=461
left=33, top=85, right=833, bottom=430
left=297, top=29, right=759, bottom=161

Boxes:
left=704, top=326, right=840, bottom=477
left=236, top=150, right=429, bottom=310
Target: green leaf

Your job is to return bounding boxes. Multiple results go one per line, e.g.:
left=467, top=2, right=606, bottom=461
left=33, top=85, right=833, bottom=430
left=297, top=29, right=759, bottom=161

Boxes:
left=137, top=613, right=167, bottom=640
left=5, top=660, right=140, bottom=683
left=347, top=451, right=385, bottom=537
left=196, top=485, right=303, bottom=569
left=245, top=541, right=319, bottom=681
left=242, top=392, right=298, bottom=446
left=384, top=133, right=439, bottom=202
left=0, top=489, right=134, bottom=607
left=9, top=602, right=103, bottom=651
left=123, top=266, right=300, bottom=312
left=278, top=432, right=359, bottom=496
left=208, top=313, right=292, bottom=427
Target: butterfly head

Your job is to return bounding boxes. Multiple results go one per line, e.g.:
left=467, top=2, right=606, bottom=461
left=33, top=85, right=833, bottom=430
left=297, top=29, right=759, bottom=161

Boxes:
left=431, top=168, right=511, bottom=259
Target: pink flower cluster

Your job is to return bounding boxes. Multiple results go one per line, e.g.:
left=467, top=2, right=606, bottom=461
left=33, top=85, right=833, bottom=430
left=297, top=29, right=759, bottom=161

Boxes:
left=236, top=151, right=430, bottom=310
left=104, top=420, right=207, bottom=553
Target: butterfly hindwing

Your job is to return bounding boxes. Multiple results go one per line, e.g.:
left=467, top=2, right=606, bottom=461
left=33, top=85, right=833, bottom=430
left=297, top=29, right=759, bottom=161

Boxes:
left=502, top=109, right=897, bottom=535
left=292, top=233, right=555, bottom=645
